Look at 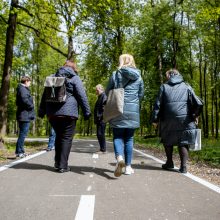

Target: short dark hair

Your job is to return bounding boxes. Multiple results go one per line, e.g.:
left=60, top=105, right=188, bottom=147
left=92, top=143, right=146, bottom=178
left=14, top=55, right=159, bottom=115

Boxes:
left=20, top=76, right=31, bottom=83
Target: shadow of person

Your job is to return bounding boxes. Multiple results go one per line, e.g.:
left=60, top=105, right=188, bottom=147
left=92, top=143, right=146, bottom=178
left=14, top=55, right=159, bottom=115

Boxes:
left=11, top=162, right=117, bottom=179
left=109, top=162, right=174, bottom=172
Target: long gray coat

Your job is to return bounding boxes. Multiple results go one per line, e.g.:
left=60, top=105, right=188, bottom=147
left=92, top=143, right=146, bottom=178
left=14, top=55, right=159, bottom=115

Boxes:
left=152, top=74, right=199, bottom=146
left=105, top=67, right=144, bottom=128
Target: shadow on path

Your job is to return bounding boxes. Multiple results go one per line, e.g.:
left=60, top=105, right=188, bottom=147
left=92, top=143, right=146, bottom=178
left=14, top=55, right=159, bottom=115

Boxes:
left=11, top=162, right=117, bottom=180
left=109, top=162, right=178, bottom=173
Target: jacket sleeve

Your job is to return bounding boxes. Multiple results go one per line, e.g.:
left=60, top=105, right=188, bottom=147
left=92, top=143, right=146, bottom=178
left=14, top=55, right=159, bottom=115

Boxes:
left=187, top=86, right=203, bottom=118
left=73, top=76, right=91, bottom=118
left=38, top=89, right=46, bottom=118
left=151, top=85, right=164, bottom=123
left=19, top=87, right=34, bottom=110
left=138, top=78, right=144, bottom=100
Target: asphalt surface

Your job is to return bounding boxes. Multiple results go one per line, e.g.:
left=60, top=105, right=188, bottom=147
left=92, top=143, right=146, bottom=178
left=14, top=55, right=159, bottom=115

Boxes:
left=0, top=139, right=219, bottom=220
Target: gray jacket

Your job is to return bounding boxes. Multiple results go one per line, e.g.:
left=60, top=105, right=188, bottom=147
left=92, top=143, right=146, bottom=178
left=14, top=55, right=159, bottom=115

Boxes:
left=152, top=74, right=198, bottom=146
left=105, top=67, right=144, bottom=128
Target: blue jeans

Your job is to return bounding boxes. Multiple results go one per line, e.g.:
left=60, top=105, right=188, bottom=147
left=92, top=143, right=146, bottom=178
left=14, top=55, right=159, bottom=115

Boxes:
left=112, top=128, right=135, bottom=166
left=48, top=127, right=56, bottom=149
left=15, top=121, right=30, bottom=154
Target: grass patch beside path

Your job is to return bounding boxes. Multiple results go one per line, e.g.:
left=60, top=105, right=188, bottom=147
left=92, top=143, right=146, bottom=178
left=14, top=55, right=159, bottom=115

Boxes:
left=134, top=136, right=220, bottom=168
left=0, top=141, right=47, bottom=164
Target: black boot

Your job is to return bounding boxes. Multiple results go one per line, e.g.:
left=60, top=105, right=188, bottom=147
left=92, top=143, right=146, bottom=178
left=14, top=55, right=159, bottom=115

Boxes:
left=162, top=146, right=174, bottom=170
left=178, top=145, right=189, bottom=173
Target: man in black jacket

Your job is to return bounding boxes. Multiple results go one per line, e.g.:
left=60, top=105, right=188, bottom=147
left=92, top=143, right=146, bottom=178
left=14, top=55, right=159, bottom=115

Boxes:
left=16, top=76, right=35, bottom=158
left=94, top=84, right=107, bottom=153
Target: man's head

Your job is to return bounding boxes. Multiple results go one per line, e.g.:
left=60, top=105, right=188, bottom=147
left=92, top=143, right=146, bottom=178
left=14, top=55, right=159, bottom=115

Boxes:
left=95, top=84, right=104, bottom=96
left=165, top=69, right=180, bottom=79
left=21, top=76, right=31, bottom=87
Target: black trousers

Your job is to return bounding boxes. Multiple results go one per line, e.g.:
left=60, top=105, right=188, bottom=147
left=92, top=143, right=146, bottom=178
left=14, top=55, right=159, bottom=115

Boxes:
left=96, top=122, right=106, bottom=152
left=49, top=117, right=76, bottom=169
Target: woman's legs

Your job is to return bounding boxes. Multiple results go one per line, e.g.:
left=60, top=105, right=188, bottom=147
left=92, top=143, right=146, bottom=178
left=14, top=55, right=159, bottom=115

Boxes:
left=112, top=128, right=135, bottom=176
left=112, top=128, right=124, bottom=159
left=178, top=145, right=189, bottom=173
left=124, top=129, right=135, bottom=166
left=162, top=145, right=174, bottom=169
left=50, top=118, right=76, bottom=172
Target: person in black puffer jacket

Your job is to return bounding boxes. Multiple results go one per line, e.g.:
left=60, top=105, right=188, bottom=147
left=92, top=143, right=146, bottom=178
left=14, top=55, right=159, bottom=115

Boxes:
left=16, top=76, right=35, bottom=158
left=39, top=60, right=91, bottom=173
left=152, top=69, right=202, bottom=173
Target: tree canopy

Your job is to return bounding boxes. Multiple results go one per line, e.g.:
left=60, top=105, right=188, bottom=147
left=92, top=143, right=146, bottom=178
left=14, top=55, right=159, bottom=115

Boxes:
left=0, top=0, right=219, bottom=138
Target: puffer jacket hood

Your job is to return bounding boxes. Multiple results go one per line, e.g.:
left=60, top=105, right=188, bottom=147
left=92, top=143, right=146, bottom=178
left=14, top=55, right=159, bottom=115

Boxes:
left=167, top=74, right=183, bottom=85
left=55, top=66, right=77, bottom=78
left=152, top=74, right=198, bottom=146
left=105, top=67, right=144, bottom=128
left=119, top=67, right=140, bottom=81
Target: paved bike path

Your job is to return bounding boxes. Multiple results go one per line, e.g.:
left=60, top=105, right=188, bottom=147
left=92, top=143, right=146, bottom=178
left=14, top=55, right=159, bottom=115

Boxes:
left=0, top=139, right=219, bottom=220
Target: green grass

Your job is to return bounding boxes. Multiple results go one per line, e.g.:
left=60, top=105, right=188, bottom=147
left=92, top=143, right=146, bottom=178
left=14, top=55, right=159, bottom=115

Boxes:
left=189, top=138, right=220, bottom=167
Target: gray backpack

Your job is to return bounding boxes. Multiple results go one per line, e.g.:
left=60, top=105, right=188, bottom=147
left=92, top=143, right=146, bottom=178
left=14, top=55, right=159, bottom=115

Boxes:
left=44, top=76, right=67, bottom=103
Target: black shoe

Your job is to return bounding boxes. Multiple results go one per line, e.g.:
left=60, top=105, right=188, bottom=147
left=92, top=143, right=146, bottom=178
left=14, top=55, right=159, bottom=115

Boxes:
left=54, top=162, right=59, bottom=170
left=179, top=166, right=187, bottom=173
left=58, top=167, right=71, bottom=173
left=162, top=162, right=174, bottom=170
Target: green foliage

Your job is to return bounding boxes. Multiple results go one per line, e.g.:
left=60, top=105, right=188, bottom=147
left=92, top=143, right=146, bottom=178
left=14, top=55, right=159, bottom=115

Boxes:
left=190, top=138, right=220, bottom=167
left=0, top=0, right=219, bottom=139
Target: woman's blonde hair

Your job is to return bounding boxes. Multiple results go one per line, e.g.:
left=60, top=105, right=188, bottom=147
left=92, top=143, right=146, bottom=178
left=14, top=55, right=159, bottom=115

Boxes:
left=118, top=54, right=136, bottom=69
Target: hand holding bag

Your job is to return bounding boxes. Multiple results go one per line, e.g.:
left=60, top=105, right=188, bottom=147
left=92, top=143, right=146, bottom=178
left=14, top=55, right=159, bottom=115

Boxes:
left=103, top=71, right=130, bottom=123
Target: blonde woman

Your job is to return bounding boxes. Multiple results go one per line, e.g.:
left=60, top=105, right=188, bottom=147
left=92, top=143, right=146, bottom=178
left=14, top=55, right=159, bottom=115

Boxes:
left=105, top=54, right=144, bottom=177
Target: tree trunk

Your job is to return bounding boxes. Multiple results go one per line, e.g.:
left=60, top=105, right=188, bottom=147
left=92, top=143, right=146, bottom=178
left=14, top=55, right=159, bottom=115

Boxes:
left=0, top=0, right=18, bottom=139
left=203, top=57, right=209, bottom=138
left=198, top=40, right=205, bottom=136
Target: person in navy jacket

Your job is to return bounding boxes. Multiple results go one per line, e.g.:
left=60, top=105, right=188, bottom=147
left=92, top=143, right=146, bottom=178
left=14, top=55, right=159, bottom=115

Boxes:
left=15, top=76, right=35, bottom=157
left=39, top=60, right=91, bottom=173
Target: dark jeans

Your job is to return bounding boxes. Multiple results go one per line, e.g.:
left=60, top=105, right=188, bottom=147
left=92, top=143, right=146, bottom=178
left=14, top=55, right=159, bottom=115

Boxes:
left=15, top=121, right=30, bottom=154
left=49, top=117, right=76, bottom=169
left=96, top=122, right=106, bottom=152
left=48, top=127, right=56, bottom=149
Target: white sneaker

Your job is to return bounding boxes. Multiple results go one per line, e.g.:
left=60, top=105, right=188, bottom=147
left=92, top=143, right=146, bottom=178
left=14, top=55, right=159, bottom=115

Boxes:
left=114, top=155, right=125, bottom=177
left=125, top=166, right=134, bottom=175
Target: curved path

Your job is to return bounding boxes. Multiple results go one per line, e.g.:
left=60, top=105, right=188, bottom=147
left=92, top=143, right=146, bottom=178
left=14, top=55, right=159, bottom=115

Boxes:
left=0, top=139, right=219, bottom=220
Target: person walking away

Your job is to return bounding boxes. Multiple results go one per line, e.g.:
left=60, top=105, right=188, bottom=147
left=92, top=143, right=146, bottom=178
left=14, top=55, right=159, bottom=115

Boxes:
left=46, top=126, right=56, bottom=151
left=105, top=54, right=144, bottom=177
left=151, top=69, right=202, bottom=173
left=94, top=84, right=107, bottom=153
left=15, top=76, right=35, bottom=158
left=39, top=60, right=91, bottom=173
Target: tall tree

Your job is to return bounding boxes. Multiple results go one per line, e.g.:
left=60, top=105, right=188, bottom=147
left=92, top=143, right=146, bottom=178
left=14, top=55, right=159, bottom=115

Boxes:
left=0, top=0, right=18, bottom=139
